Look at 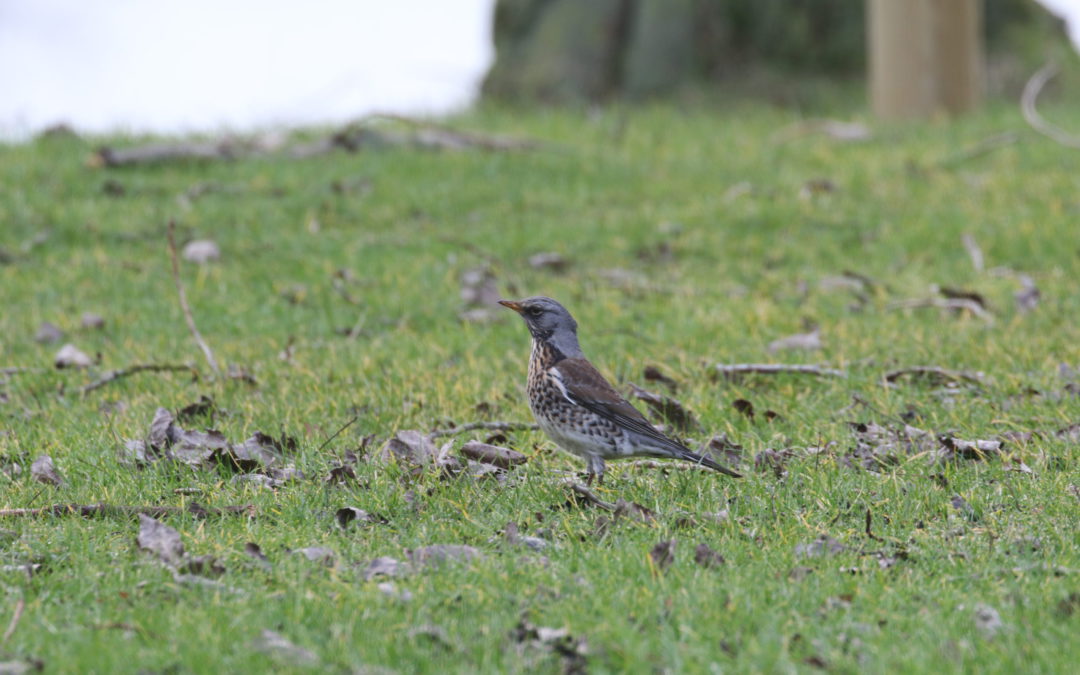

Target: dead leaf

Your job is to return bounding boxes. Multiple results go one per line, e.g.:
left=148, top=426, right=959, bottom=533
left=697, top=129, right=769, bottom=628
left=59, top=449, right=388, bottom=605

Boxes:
left=251, top=629, right=319, bottom=667
left=974, top=604, right=1004, bottom=638
left=799, top=178, right=837, bottom=199
left=613, top=498, right=657, bottom=523
left=335, top=507, right=387, bottom=528
left=460, top=440, right=526, bottom=469
left=459, top=267, right=499, bottom=307
left=768, top=327, right=822, bottom=353
left=503, top=521, right=548, bottom=551
left=643, top=365, right=678, bottom=390
left=649, top=539, right=676, bottom=571
left=30, top=455, right=63, bottom=487
left=628, top=383, right=700, bottom=432
left=361, top=556, right=406, bottom=581
left=938, top=436, right=1004, bottom=461
left=694, top=543, right=726, bottom=568
left=0, top=659, right=44, bottom=674
left=35, top=322, right=64, bottom=344
left=80, top=312, right=105, bottom=330
left=377, top=581, right=412, bottom=602
left=244, top=542, right=269, bottom=564
left=939, top=286, right=988, bottom=310
left=510, top=616, right=589, bottom=672
left=229, top=432, right=285, bottom=469
left=136, top=514, right=185, bottom=566
left=377, top=430, right=437, bottom=466
left=176, top=395, right=215, bottom=423
left=1015, top=274, right=1040, bottom=313
left=148, top=407, right=175, bottom=450
left=795, top=535, right=845, bottom=558
left=754, top=448, right=794, bottom=478
left=408, top=544, right=482, bottom=568
left=704, top=434, right=743, bottom=465
left=181, top=240, right=220, bottom=264
left=292, top=547, right=335, bottom=566
left=54, top=344, right=92, bottom=369
left=528, top=252, right=568, bottom=272
left=962, top=233, right=984, bottom=272
left=732, top=399, right=755, bottom=419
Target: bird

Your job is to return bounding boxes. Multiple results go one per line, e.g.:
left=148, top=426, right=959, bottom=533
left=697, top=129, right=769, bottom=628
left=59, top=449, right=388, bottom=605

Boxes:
left=499, top=296, right=741, bottom=483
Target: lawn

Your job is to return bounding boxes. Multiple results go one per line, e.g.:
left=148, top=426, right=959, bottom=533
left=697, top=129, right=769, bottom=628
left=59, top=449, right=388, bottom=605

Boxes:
left=1, top=97, right=1079, bottom=673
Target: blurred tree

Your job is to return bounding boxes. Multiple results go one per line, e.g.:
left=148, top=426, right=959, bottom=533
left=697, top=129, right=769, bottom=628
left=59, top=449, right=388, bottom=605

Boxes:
left=482, top=0, right=1068, bottom=103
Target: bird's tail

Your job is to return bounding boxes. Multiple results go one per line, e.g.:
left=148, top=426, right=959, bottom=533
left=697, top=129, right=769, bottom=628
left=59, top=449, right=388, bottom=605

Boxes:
left=677, top=449, right=742, bottom=478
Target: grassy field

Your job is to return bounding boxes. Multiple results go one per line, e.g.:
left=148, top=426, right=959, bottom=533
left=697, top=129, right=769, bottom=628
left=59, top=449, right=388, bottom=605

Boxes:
left=1, top=98, right=1079, bottom=673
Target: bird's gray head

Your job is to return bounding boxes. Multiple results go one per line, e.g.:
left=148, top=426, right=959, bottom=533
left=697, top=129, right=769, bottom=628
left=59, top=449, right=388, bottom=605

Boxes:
left=499, top=296, right=582, bottom=356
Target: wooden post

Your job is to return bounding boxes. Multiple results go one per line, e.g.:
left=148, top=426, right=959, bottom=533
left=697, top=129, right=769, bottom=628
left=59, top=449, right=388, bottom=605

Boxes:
left=869, top=0, right=983, bottom=119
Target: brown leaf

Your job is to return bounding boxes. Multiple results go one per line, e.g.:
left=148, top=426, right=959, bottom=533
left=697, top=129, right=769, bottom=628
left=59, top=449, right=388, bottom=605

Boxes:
left=335, top=507, right=388, bottom=528
left=244, top=542, right=269, bottom=563
left=732, top=398, right=755, bottom=419
left=176, top=395, right=215, bottom=423
left=148, top=407, right=175, bottom=450
left=628, top=383, right=700, bottom=432
left=54, top=343, right=92, bottom=369
left=80, top=312, right=105, bottom=330
left=694, top=542, right=726, bottom=568
left=30, top=455, right=63, bottom=487
left=643, top=365, right=678, bottom=390
left=938, top=436, right=1004, bottom=461
left=35, top=321, right=64, bottom=344
left=229, top=432, right=285, bottom=469
left=613, top=498, right=657, bottom=523
left=361, top=556, right=406, bottom=581
left=377, top=430, right=438, bottom=466
left=136, top=514, right=185, bottom=566
left=408, top=544, right=483, bottom=568
left=460, top=440, right=526, bottom=469
left=939, top=286, right=988, bottom=310
left=649, top=539, right=676, bottom=571
left=703, top=435, right=743, bottom=467
left=528, top=252, right=568, bottom=272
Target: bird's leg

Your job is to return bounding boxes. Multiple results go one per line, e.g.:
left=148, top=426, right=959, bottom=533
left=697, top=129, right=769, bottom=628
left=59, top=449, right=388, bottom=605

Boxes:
left=585, top=472, right=595, bottom=487
left=587, top=455, right=605, bottom=487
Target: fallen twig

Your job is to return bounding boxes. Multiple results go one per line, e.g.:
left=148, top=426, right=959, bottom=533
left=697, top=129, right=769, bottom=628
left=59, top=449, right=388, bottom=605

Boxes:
left=167, top=221, right=221, bottom=377
left=429, top=421, right=538, bottom=439
left=886, top=297, right=994, bottom=323
left=1, top=598, right=24, bottom=646
left=1021, top=62, right=1080, bottom=150
left=91, top=141, right=242, bottom=168
left=78, top=363, right=197, bottom=394
left=715, top=363, right=846, bottom=378
left=0, top=503, right=254, bottom=518
left=961, top=233, right=984, bottom=272
left=883, top=366, right=987, bottom=386
left=317, top=413, right=360, bottom=453
left=567, top=483, right=616, bottom=511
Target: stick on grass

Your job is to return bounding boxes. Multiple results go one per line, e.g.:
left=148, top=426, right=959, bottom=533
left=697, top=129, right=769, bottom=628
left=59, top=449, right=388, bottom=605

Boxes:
left=79, top=363, right=197, bottom=394
left=167, top=221, right=221, bottom=377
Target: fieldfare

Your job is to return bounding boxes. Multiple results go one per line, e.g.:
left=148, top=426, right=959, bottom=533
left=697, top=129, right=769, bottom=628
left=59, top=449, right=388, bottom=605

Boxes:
left=500, top=296, right=741, bottom=483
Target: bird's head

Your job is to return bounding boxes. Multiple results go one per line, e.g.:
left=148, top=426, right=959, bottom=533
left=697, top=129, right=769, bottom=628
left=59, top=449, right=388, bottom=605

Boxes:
left=498, top=296, right=578, bottom=342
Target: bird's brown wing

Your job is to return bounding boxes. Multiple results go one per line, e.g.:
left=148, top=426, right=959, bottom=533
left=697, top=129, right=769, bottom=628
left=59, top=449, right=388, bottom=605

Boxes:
left=551, top=358, right=687, bottom=451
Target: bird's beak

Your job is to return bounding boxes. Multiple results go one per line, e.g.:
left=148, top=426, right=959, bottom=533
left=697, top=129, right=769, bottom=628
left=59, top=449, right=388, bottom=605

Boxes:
left=498, top=299, right=524, bottom=314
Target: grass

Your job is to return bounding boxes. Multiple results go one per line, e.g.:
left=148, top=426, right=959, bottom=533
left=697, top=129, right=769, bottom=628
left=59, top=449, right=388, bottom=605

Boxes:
left=1, top=97, right=1079, bottom=673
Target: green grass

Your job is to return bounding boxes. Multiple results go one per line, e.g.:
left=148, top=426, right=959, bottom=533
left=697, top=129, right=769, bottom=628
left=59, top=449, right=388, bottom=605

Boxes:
left=1, top=99, right=1079, bottom=673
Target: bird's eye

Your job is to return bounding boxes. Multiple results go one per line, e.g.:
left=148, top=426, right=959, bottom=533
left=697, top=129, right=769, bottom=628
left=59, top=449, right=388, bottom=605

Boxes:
left=527, top=306, right=542, bottom=317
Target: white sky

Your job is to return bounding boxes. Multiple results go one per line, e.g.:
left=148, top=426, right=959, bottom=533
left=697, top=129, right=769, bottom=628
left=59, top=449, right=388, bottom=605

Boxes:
left=0, top=0, right=496, bottom=138
left=0, top=0, right=1076, bottom=140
